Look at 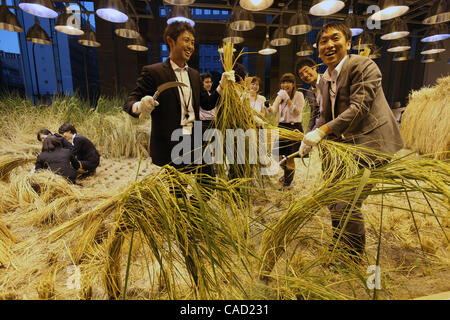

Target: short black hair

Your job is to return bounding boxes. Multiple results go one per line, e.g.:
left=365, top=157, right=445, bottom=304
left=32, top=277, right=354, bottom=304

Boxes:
left=200, top=72, right=212, bottom=81
left=37, top=129, right=52, bottom=142
left=233, top=63, right=247, bottom=83
left=295, top=57, right=317, bottom=74
left=163, top=21, right=195, bottom=47
left=58, top=123, right=77, bottom=135
left=42, top=136, right=62, bottom=152
left=315, top=21, right=352, bottom=48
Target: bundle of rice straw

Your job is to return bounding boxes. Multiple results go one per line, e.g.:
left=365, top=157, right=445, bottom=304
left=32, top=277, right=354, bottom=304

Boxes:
left=400, top=76, right=450, bottom=159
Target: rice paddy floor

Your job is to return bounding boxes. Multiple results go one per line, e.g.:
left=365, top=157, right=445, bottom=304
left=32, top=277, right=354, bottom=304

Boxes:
left=0, top=150, right=449, bottom=300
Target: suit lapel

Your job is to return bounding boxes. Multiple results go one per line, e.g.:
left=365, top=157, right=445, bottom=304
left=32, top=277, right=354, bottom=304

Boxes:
left=335, top=55, right=350, bottom=112
left=187, top=67, right=199, bottom=112
left=319, top=79, right=332, bottom=122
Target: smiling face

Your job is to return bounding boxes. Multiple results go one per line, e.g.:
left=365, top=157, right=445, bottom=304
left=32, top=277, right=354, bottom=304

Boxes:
left=168, top=30, right=195, bottom=66
left=280, top=81, right=294, bottom=96
left=318, top=28, right=351, bottom=71
left=250, top=80, right=260, bottom=93
left=202, top=77, right=212, bottom=91
left=297, top=65, right=318, bottom=85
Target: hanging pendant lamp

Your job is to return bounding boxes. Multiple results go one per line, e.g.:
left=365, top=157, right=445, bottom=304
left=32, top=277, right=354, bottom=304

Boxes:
left=230, top=6, right=255, bottom=31
left=78, top=16, right=100, bottom=47
left=0, top=1, right=24, bottom=32
left=387, top=37, right=410, bottom=52
left=420, top=41, right=446, bottom=55
left=392, top=50, right=410, bottom=61
left=19, top=0, right=57, bottom=18
left=223, top=28, right=244, bottom=44
left=115, top=18, right=139, bottom=39
left=422, top=0, right=449, bottom=25
left=167, top=5, right=195, bottom=26
left=26, top=16, right=51, bottom=44
left=369, top=0, right=409, bottom=21
left=296, top=37, right=313, bottom=56
left=55, top=5, right=84, bottom=36
left=309, top=0, right=345, bottom=16
left=421, top=54, right=438, bottom=63
left=258, top=28, right=277, bottom=55
left=421, top=23, right=450, bottom=42
left=128, top=34, right=148, bottom=51
left=287, top=1, right=312, bottom=35
left=239, top=0, right=273, bottom=11
left=380, top=17, right=409, bottom=40
left=96, top=0, right=128, bottom=23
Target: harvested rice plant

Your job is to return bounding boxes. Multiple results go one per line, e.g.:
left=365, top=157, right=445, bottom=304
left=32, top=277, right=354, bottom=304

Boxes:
left=0, top=67, right=448, bottom=300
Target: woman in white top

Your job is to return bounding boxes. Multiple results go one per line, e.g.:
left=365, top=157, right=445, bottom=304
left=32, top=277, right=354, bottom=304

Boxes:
left=267, top=73, right=304, bottom=188
left=249, top=76, right=266, bottom=117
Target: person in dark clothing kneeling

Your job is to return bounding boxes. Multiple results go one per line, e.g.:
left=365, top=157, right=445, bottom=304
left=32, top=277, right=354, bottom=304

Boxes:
left=58, top=123, right=100, bottom=179
left=34, top=136, right=80, bottom=183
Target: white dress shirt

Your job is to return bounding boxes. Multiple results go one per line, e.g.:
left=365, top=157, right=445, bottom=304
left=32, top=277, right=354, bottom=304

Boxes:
left=250, top=94, right=266, bottom=113
left=322, top=55, right=348, bottom=120
left=170, top=59, right=195, bottom=134
left=277, top=91, right=304, bottom=123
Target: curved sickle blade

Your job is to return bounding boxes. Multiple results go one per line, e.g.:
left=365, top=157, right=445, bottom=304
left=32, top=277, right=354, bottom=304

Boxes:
left=153, top=81, right=187, bottom=100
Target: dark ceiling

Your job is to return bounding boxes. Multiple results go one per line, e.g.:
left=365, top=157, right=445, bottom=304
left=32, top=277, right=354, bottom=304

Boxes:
left=126, top=0, right=436, bottom=34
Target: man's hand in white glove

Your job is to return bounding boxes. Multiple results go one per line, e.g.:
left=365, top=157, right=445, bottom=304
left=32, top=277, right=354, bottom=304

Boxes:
left=299, top=141, right=312, bottom=156
left=277, top=89, right=290, bottom=101
left=303, top=128, right=326, bottom=146
left=217, top=70, right=236, bottom=95
left=133, top=95, right=159, bottom=117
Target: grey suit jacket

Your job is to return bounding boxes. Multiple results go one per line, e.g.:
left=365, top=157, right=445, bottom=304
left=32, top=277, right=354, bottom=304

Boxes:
left=315, top=54, right=403, bottom=155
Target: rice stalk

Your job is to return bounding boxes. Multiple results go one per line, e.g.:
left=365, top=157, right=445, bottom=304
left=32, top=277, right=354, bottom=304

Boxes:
left=400, top=76, right=450, bottom=159
left=0, top=154, right=35, bottom=182
left=259, top=155, right=449, bottom=275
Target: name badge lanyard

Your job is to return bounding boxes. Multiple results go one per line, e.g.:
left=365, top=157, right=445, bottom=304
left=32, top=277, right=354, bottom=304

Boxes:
left=176, top=69, right=192, bottom=121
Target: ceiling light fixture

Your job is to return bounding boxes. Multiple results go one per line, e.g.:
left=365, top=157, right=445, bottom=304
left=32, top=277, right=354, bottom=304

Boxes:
left=0, top=1, right=24, bottom=32
left=370, top=0, right=409, bottom=21
left=309, top=0, right=345, bottom=16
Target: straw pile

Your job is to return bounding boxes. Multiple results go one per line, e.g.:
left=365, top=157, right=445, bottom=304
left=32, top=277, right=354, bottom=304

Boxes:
left=401, top=76, right=450, bottom=159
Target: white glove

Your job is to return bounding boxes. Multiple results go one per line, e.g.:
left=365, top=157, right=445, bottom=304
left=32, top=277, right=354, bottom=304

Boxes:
left=277, top=89, right=290, bottom=101
left=299, top=141, right=312, bottom=156
left=303, top=128, right=326, bottom=146
left=133, top=95, right=159, bottom=116
left=220, top=70, right=235, bottom=86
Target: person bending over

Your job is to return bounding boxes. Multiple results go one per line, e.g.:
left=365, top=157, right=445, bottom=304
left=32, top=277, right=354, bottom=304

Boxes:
left=37, top=129, right=73, bottom=150
left=58, top=123, right=100, bottom=178
left=34, top=136, right=80, bottom=183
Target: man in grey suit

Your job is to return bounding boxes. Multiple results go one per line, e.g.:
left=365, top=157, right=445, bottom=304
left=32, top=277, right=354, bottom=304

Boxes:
left=301, top=22, right=403, bottom=264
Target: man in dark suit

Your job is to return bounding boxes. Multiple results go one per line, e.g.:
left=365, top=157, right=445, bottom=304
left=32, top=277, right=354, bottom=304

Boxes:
left=58, top=123, right=100, bottom=178
left=123, top=21, right=233, bottom=169
left=302, top=22, right=403, bottom=264
left=123, top=21, right=234, bottom=286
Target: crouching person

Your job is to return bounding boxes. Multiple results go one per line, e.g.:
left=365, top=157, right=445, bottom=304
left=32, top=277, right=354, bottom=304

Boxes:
left=35, top=136, right=80, bottom=184
left=58, top=123, right=100, bottom=178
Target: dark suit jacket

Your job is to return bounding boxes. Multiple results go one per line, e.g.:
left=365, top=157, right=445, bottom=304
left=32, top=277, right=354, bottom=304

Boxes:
left=53, top=133, right=73, bottom=150
left=123, top=59, right=220, bottom=166
left=35, top=148, right=80, bottom=182
left=315, top=54, right=403, bottom=155
left=72, top=134, right=100, bottom=171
